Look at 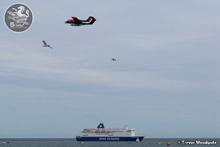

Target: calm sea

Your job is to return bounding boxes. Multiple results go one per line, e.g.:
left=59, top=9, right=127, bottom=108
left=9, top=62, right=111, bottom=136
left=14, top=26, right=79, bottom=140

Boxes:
left=0, top=138, right=219, bottom=147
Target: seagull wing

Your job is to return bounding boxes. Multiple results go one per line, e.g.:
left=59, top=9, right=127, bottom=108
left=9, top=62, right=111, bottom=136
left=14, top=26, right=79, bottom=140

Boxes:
left=42, top=40, right=47, bottom=45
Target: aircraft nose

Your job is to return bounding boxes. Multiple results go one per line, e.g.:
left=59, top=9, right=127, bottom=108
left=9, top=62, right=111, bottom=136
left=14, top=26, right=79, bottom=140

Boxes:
left=65, top=21, right=67, bottom=23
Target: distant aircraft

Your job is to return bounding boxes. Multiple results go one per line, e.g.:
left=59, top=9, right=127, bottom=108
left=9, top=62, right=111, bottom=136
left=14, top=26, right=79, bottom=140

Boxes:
left=42, top=40, right=52, bottom=49
left=65, top=16, right=96, bottom=26
left=112, top=58, right=116, bottom=61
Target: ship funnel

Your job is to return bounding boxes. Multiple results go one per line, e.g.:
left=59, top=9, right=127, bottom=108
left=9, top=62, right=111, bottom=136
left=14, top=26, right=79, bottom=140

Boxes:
left=97, top=123, right=105, bottom=129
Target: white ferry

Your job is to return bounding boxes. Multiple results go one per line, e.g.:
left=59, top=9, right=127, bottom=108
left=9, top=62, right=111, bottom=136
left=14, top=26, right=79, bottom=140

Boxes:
left=76, top=123, right=144, bottom=142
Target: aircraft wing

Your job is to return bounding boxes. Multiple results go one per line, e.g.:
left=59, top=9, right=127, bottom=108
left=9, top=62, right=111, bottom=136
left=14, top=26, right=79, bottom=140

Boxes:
left=71, top=16, right=80, bottom=21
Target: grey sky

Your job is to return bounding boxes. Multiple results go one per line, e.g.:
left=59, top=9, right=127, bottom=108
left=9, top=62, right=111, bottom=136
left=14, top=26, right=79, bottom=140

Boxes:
left=0, top=0, right=219, bottom=138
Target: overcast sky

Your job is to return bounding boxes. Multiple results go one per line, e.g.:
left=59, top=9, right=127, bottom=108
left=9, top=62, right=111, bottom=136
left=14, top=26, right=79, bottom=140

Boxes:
left=0, top=0, right=220, bottom=138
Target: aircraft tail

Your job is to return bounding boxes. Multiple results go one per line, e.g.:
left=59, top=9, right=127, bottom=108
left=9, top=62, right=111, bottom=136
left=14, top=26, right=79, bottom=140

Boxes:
left=87, top=16, right=96, bottom=24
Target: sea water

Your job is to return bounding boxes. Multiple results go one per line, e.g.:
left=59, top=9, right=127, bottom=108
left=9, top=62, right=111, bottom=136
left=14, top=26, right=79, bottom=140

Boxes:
left=0, top=138, right=219, bottom=147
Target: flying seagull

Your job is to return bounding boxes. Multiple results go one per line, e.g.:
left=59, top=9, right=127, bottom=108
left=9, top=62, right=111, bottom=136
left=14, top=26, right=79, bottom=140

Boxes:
left=112, top=58, right=116, bottom=61
left=42, top=40, right=52, bottom=49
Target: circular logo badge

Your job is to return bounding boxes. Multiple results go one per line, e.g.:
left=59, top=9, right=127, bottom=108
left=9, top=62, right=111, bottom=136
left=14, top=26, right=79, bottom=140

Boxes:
left=4, top=3, right=34, bottom=33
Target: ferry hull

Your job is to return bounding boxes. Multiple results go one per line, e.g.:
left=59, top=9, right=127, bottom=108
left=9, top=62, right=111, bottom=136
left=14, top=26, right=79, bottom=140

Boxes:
left=76, top=136, right=144, bottom=142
